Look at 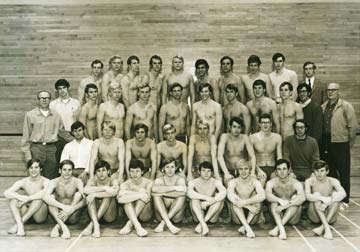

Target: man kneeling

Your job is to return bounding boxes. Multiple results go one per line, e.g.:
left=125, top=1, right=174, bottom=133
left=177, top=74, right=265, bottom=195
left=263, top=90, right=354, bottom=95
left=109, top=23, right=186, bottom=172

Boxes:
left=266, top=159, right=305, bottom=240
left=117, top=159, right=153, bottom=237
left=43, top=160, right=86, bottom=239
left=305, top=160, right=346, bottom=240
left=152, top=158, right=187, bottom=234
left=83, top=160, right=119, bottom=238
left=188, top=161, right=226, bottom=236
left=4, top=159, right=49, bottom=236
left=227, top=160, right=266, bottom=238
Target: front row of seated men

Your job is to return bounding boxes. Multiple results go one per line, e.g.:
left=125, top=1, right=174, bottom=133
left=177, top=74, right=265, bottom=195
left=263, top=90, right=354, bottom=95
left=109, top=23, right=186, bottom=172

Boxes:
left=5, top=157, right=345, bottom=240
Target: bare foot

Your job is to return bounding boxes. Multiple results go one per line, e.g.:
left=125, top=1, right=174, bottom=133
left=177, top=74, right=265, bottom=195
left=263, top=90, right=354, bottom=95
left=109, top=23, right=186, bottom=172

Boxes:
left=312, top=226, right=324, bottom=236
left=245, top=227, right=255, bottom=238
left=154, top=222, right=165, bottom=233
left=323, top=228, right=333, bottom=240
left=201, top=225, right=209, bottom=236
left=268, top=227, right=279, bottom=237
left=238, top=226, right=246, bottom=235
left=83, top=223, right=93, bottom=236
left=61, top=226, right=71, bottom=239
left=119, top=222, right=133, bottom=235
left=50, top=226, right=60, bottom=238
left=8, top=225, right=17, bottom=234
left=278, top=228, right=287, bottom=240
left=16, top=224, right=25, bottom=237
left=167, top=223, right=181, bottom=235
left=194, top=224, right=202, bottom=234
left=135, top=226, right=148, bottom=237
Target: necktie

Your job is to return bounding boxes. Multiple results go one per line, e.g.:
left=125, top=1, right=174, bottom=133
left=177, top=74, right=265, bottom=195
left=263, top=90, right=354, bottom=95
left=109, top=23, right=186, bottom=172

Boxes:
left=307, top=79, right=311, bottom=87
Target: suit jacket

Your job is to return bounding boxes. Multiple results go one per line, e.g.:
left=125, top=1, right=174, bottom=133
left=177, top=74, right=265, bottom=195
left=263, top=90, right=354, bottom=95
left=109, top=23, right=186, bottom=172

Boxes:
left=304, top=78, right=327, bottom=105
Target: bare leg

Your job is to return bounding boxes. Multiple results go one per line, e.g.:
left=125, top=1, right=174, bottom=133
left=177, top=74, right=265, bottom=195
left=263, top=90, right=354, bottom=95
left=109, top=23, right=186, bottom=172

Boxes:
left=191, top=199, right=208, bottom=235
left=48, top=205, right=70, bottom=239
left=232, top=205, right=255, bottom=238
left=121, top=201, right=148, bottom=237
left=269, top=203, right=286, bottom=240
left=8, top=199, right=25, bottom=236
left=154, top=196, right=184, bottom=234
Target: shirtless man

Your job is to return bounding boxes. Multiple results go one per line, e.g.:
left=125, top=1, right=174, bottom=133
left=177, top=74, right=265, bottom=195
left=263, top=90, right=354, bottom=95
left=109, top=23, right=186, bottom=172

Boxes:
left=157, top=124, right=188, bottom=177
left=227, top=160, right=266, bottom=238
left=218, top=56, right=245, bottom=106
left=250, top=114, right=282, bottom=180
left=159, top=82, right=190, bottom=142
left=121, top=55, right=142, bottom=108
left=141, top=55, right=165, bottom=109
left=188, top=161, right=227, bottom=236
left=162, top=55, right=195, bottom=105
left=218, top=117, right=256, bottom=185
left=266, top=159, right=305, bottom=240
left=102, top=55, right=123, bottom=101
left=305, top=160, right=346, bottom=240
left=89, top=121, right=125, bottom=181
left=188, top=120, right=220, bottom=181
left=78, top=59, right=103, bottom=104
left=152, top=158, right=187, bottom=234
left=125, top=123, right=157, bottom=180
left=191, top=83, right=223, bottom=140
left=241, top=55, right=272, bottom=102
left=97, top=82, right=125, bottom=138
left=278, top=82, right=304, bottom=139
left=194, top=59, right=220, bottom=102
left=78, top=84, right=99, bottom=139
left=125, top=84, right=158, bottom=141
left=117, top=160, right=153, bottom=237
left=43, top=160, right=86, bottom=239
left=4, top=159, right=49, bottom=236
left=223, top=83, right=251, bottom=134
left=246, top=79, right=280, bottom=134
left=83, top=160, right=119, bottom=238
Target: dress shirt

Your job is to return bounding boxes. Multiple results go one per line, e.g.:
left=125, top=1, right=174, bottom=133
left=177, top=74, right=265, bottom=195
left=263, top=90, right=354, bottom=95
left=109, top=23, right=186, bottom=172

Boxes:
left=61, top=137, right=93, bottom=172
left=50, top=97, right=80, bottom=131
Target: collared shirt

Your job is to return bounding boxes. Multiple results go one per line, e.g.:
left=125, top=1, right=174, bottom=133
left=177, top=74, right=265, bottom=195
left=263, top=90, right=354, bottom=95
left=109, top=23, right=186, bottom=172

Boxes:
left=306, top=76, right=315, bottom=88
left=269, top=67, right=298, bottom=99
left=50, top=97, right=80, bottom=131
left=61, top=137, right=93, bottom=172
left=21, top=107, right=64, bottom=160
left=323, top=99, right=338, bottom=136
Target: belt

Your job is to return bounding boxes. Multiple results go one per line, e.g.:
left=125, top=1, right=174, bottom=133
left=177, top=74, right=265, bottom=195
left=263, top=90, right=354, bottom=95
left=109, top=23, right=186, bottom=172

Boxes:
left=32, top=142, right=57, bottom=146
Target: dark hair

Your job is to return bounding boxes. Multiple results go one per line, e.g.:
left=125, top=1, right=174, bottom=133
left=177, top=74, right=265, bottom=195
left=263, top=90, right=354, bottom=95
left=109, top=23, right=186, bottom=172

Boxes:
left=247, top=55, right=262, bottom=65
left=59, top=159, right=75, bottom=170
left=297, top=83, right=312, bottom=95
left=259, top=113, right=272, bottom=123
left=55, top=79, right=70, bottom=89
left=229, top=116, right=244, bottom=128
left=94, top=160, right=110, bottom=174
left=127, top=55, right=140, bottom=65
left=91, top=59, right=104, bottom=68
left=71, top=121, right=85, bottom=132
left=293, top=119, right=309, bottom=133
left=149, top=55, right=162, bottom=71
left=225, top=83, right=238, bottom=93
left=169, top=82, right=183, bottom=92
left=161, top=157, right=177, bottom=170
left=27, top=159, right=43, bottom=170
left=198, top=83, right=213, bottom=94
left=279, top=81, right=293, bottom=92
left=275, top=159, right=290, bottom=169
left=312, top=160, right=329, bottom=171
left=133, top=123, right=149, bottom=137
left=252, top=79, right=266, bottom=90
left=85, top=83, right=98, bottom=94
left=220, top=56, right=234, bottom=66
left=199, top=161, right=214, bottom=172
left=129, top=159, right=145, bottom=171
left=195, top=59, right=209, bottom=70
left=272, top=53, right=285, bottom=62
left=303, top=61, right=316, bottom=70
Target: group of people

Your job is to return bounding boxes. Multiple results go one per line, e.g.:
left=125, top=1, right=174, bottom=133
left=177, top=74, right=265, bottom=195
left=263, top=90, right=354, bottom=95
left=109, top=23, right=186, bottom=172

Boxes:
left=5, top=53, right=358, bottom=240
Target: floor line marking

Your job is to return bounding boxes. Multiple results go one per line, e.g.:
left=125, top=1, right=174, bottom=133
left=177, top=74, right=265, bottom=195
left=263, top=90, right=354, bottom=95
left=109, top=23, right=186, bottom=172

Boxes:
left=350, top=199, right=360, bottom=208
left=292, top=225, right=317, bottom=252
left=340, top=213, right=360, bottom=230
left=63, top=230, right=84, bottom=252
left=331, top=226, right=360, bottom=252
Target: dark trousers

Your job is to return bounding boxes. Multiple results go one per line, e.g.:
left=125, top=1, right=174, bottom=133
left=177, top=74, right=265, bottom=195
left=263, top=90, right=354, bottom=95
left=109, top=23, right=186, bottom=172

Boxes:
left=321, top=136, right=350, bottom=203
left=30, top=144, right=58, bottom=179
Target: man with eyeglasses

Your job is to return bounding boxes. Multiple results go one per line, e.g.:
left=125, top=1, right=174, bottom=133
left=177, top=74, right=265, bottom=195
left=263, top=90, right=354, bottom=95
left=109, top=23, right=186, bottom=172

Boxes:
left=320, top=83, right=358, bottom=210
left=302, top=61, right=326, bottom=106
left=21, top=90, right=65, bottom=179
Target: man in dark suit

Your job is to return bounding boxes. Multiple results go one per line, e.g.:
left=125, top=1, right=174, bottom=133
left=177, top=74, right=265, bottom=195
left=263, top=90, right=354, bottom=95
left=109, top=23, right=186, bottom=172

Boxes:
left=302, top=61, right=327, bottom=106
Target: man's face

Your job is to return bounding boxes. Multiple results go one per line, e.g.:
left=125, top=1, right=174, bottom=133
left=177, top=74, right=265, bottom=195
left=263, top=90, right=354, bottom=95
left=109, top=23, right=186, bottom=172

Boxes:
left=151, top=58, right=162, bottom=73
left=295, top=122, right=306, bottom=138
left=129, top=168, right=142, bottom=180
left=101, top=125, right=115, bottom=139
left=200, top=168, right=212, bottom=180
left=200, top=87, right=211, bottom=101
left=86, top=88, right=98, bottom=101
left=221, top=59, right=232, bottom=73
left=248, top=62, right=260, bottom=74
left=259, top=118, right=272, bottom=132
left=28, top=162, right=42, bottom=178
left=304, top=64, right=315, bottom=78
left=314, top=167, right=329, bottom=181
left=276, top=163, right=290, bottom=179
left=60, top=164, right=73, bottom=179
left=57, top=86, right=69, bottom=99
left=274, top=57, right=284, bottom=71
left=111, top=58, right=123, bottom=71
left=135, top=128, right=146, bottom=142
left=170, top=86, right=182, bottom=100
left=95, top=167, right=109, bottom=181
left=37, top=91, right=51, bottom=109
left=72, top=127, right=84, bottom=141
left=172, top=58, right=183, bottom=71
left=164, top=128, right=176, bottom=142
left=129, top=59, right=140, bottom=73
left=253, top=85, right=265, bottom=98
left=92, top=63, right=103, bottom=77
left=110, top=88, right=122, bottom=101
left=298, top=87, right=310, bottom=103
left=280, top=85, right=292, bottom=100
left=163, top=162, right=176, bottom=177
left=327, top=84, right=339, bottom=101
left=197, top=124, right=209, bottom=138
left=196, top=64, right=208, bottom=77
left=230, top=121, right=242, bottom=136
left=225, top=88, right=237, bottom=102
left=238, top=165, right=251, bottom=179
left=138, top=87, right=150, bottom=102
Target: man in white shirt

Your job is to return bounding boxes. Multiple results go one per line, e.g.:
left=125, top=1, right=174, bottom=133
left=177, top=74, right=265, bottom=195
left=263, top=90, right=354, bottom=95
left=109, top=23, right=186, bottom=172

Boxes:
left=61, top=121, right=93, bottom=184
left=302, top=61, right=326, bottom=105
left=78, top=59, right=103, bottom=104
left=269, top=53, right=298, bottom=103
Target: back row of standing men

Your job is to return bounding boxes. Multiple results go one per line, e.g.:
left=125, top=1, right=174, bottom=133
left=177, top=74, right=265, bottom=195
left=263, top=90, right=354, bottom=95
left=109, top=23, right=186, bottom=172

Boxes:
left=21, top=53, right=358, bottom=209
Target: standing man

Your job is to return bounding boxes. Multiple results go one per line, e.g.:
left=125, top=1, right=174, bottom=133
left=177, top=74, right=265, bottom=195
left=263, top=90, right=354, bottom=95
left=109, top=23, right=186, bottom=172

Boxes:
left=241, top=55, right=272, bottom=102
left=101, top=55, right=123, bottom=102
left=321, top=82, right=358, bottom=208
left=302, top=61, right=326, bottom=105
left=158, top=82, right=190, bottom=142
left=194, top=59, right=220, bottom=102
left=283, top=120, right=320, bottom=181
left=162, top=55, right=195, bottom=105
left=121, top=55, right=142, bottom=108
left=21, top=90, right=64, bottom=179
left=269, top=53, right=298, bottom=103
left=78, top=59, right=103, bottom=104
left=297, top=83, right=323, bottom=144
left=218, top=56, right=246, bottom=106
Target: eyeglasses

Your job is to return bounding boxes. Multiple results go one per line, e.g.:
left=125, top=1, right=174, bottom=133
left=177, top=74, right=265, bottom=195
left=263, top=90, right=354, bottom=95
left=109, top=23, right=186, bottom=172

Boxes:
left=295, top=126, right=306, bottom=129
left=38, top=97, right=50, bottom=100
